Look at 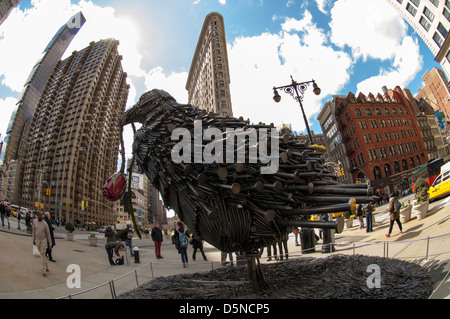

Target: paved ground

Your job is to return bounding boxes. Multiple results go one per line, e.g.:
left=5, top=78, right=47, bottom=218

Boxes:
left=0, top=193, right=449, bottom=299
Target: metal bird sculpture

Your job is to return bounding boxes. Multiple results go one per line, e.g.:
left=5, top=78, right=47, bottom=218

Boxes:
left=117, top=89, right=376, bottom=291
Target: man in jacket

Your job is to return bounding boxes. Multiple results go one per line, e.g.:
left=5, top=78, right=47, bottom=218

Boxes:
left=32, top=212, right=52, bottom=276
left=151, top=222, right=164, bottom=259
left=105, top=241, right=125, bottom=265
left=386, top=191, right=403, bottom=237
left=121, top=224, right=134, bottom=257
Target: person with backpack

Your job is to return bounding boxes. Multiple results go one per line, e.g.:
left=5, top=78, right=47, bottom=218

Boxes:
left=386, top=191, right=403, bottom=237
left=121, top=224, right=134, bottom=257
left=172, top=221, right=190, bottom=267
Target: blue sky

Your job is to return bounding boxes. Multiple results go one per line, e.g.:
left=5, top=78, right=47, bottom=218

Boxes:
left=0, top=0, right=442, bottom=160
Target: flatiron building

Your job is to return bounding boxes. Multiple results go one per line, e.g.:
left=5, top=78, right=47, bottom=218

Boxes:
left=186, top=12, right=233, bottom=117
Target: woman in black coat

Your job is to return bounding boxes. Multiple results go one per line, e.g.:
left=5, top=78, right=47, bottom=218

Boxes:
left=44, top=212, right=56, bottom=262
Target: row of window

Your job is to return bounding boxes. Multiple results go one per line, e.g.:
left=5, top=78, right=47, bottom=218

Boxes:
left=372, top=156, right=423, bottom=179
left=352, top=106, right=407, bottom=117
left=405, top=0, right=450, bottom=48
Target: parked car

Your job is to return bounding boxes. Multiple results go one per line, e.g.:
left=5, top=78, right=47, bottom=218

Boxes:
left=428, top=170, right=450, bottom=201
left=98, top=226, right=107, bottom=233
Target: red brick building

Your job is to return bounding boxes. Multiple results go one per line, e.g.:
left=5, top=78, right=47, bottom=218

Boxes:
left=334, top=87, right=427, bottom=198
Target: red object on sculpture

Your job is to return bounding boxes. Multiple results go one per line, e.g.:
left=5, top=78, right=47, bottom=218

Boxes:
left=103, top=173, right=127, bottom=201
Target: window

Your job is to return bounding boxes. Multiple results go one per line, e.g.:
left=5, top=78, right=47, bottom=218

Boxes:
left=375, top=108, right=381, bottom=115
left=429, top=0, right=439, bottom=7
left=445, top=8, right=450, bottom=22
left=365, top=108, right=372, bottom=116
left=423, top=6, right=435, bottom=21
left=407, top=3, right=417, bottom=16
left=355, top=108, right=362, bottom=116
left=433, top=32, right=444, bottom=47
left=384, top=164, right=392, bottom=176
left=384, top=108, right=390, bottom=115
left=345, top=112, right=350, bottom=121
left=420, top=16, right=431, bottom=31
left=438, top=22, right=448, bottom=38
left=410, top=0, right=420, bottom=6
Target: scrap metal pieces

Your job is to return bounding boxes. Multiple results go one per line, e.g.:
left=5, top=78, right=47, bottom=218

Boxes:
left=121, top=89, right=375, bottom=253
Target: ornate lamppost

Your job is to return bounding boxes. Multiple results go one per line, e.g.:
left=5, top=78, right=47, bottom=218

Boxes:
left=273, top=76, right=321, bottom=144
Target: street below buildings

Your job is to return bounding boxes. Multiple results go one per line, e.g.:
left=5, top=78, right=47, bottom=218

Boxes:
left=0, top=194, right=449, bottom=299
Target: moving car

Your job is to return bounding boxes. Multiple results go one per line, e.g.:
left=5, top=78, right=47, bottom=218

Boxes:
left=428, top=170, right=450, bottom=201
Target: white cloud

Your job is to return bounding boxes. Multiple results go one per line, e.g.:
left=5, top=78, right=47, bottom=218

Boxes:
left=329, top=0, right=422, bottom=94
left=356, top=36, right=423, bottom=94
left=143, top=66, right=188, bottom=103
left=228, top=10, right=352, bottom=132
left=0, top=0, right=145, bottom=103
left=314, top=0, right=333, bottom=14
left=330, top=0, right=408, bottom=61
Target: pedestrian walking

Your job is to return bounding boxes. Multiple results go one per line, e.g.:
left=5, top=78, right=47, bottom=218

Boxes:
left=151, top=222, right=164, bottom=259
left=172, top=221, right=190, bottom=267
left=104, top=226, right=116, bottom=243
left=105, top=241, right=124, bottom=266
left=277, top=237, right=289, bottom=260
left=228, top=251, right=241, bottom=266
left=191, top=235, right=207, bottom=261
left=365, top=202, right=374, bottom=233
left=293, top=226, right=300, bottom=246
left=44, top=212, right=56, bottom=262
left=5, top=205, right=11, bottom=229
left=386, top=191, right=403, bottom=237
left=266, top=243, right=278, bottom=261
left=25, top=212, right=33, bottom=234
left=357, top=203, right=365, bottom=230
left=32, top=212, right=52, bottom=276
left=17, top=209, right=22, bottom=230
left=121, top=224, right=134, bottom=257
left=0, top=200, right=5, bottom=227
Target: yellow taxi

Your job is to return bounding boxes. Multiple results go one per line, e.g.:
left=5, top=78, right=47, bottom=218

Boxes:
left=428, top=170, right=450, bottom=201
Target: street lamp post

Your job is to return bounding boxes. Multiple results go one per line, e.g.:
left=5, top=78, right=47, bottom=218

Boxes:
left=273, top=76, right=321, bottom=144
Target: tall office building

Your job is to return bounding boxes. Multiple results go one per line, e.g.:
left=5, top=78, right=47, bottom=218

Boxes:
left=416, top=67, right=450, bottom=119
left=386, top=0, right=450, bottom=78
left=3, top=12, right=86, bottom=164
left=186, top=12, right=233, bottom=117
left=0, top=0, right=20, bottom=25
left=20, top=39, right=129, bottom=226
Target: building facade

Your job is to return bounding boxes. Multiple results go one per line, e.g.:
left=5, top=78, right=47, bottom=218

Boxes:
left=4, top=12, right=86, bottom=166
left=322, top=87, right=428, bottom=198
left=317, top=96, right=352, bottom=184
left=185, top=12, right=233, bottom=117
left=386, top=0, right=450, bottom=79
left=0, top=0, right=20, bottom=25
left=19, top=39, right=129, bottom=226
left=416, top=67, right=450, bottom=120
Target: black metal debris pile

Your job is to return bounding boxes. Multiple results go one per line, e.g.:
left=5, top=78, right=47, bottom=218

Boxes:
left=118, top=254, right=432, bottom=299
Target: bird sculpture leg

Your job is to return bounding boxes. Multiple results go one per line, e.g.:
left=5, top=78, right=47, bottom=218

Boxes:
left=246, top=249, right=270, bottom=292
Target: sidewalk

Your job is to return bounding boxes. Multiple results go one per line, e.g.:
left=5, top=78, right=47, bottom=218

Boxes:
left=0, top=195, right=449, bottom=299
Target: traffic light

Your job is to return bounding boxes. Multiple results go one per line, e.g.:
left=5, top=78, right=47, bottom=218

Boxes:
left=85, top=201, right=88, bottom=208
left=45, top=188, right=51, bottom=196
left=340, top=167, right=344, bottom=176
left=65, top=202, right=68, bottom=207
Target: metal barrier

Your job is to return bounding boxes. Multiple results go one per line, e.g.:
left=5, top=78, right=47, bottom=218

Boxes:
left=57, top=231, right=450, bottom=299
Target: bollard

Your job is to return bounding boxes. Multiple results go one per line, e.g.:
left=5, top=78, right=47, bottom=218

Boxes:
left=134, top=246, right=140, bottom=263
